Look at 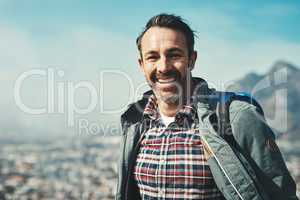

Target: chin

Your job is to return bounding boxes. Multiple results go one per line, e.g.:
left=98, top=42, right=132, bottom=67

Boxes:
left=156, top=90, right=182, bottom=104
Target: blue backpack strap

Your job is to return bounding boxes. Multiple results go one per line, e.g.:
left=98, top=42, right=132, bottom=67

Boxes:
left=216, top=91, right=235, bottom=138
left=216, top=91, right=263, bottom=138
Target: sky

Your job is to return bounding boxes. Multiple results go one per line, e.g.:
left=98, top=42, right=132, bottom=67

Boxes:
left=1, top=0, right=300, bottom=141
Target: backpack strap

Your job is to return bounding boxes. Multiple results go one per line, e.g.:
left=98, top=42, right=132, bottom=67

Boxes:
left=216, top=91, right=235, bottom=138
left=216, top=91, right=263, bottom=138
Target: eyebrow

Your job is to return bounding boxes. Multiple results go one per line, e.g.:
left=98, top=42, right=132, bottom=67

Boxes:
left=166, top=47, right=185, bottom=54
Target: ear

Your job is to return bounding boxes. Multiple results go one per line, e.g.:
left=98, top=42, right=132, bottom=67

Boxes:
left=138, top=57, right=145, bottom=73
left=188, top=51, right=197, bottom=71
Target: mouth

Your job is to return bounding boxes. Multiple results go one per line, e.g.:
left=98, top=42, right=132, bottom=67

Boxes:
left=157, top=77, right=177, bottom=84
left=153, top=71, right=179, bottom=84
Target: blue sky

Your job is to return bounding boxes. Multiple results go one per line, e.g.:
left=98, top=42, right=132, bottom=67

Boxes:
left=1, top=1, right=299, bottom=76
left=1, top=0, right=299, bottom=40
left=1, top=1, right=300, bottom=139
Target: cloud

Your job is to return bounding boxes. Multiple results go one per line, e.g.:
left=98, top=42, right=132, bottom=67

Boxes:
left=0, top=24, right=141, bottom=140
left=194, top=35, right=300, bottom=88
left=36, top=26, right=137, bottom=71
left=0, top=21, right=39, bottom=69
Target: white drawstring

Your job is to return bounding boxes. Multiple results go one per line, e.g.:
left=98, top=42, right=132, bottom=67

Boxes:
left=202, top=137, right=245, bottom=200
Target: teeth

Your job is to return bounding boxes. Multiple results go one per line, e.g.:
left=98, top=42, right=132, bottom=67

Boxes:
left=157, top=77, right=176, bottom=83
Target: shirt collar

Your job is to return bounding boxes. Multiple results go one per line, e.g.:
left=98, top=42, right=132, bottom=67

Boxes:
left=143, top=93, right=198, bottom=124
left=143, top=94, right=160, bottom=120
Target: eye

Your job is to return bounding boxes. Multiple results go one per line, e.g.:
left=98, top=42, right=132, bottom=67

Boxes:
left=168, top=53, right=182, bottom=59
left=172, top=54, right=181, bottom=57
left=146, top=55, right=159, bottom=61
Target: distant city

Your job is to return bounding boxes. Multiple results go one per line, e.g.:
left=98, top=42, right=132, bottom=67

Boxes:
left=0, top=134, right=299, bottom=199
left=0, top=136, right=119, bottom=200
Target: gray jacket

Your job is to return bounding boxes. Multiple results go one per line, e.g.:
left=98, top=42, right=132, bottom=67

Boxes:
left=115, top=78, right=298, bottom=200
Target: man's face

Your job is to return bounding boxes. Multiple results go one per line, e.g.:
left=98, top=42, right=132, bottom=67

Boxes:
left=139, top=27, right=197, bottom=103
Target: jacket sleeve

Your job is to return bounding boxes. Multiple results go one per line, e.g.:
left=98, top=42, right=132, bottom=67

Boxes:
left=229, top=101, right=298, bottom=200
left=115, top=125, right=127, bottom=200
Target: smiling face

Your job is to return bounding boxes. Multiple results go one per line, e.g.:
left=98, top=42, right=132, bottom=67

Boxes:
left=139, top=26, right=197, bottom=104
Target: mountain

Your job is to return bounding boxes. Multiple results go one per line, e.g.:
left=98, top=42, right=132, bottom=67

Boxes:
left=227, top=60, right=300, bottom=140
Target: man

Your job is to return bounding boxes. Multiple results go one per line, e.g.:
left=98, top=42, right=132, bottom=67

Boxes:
left=116, top=13, right=298, bottom=200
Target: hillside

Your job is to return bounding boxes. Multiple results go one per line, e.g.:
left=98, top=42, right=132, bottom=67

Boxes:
left=227, top=61, right=300, bottom=140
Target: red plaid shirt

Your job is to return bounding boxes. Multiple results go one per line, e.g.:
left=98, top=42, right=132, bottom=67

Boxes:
left=134, top=94, right=224, bottom=199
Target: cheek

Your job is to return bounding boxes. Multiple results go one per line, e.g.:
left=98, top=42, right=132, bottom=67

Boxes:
left=144, top=63, right=155, bottom=77
left=174, top=62, right=189, bottom=76
left=144, top=63, right=154, bottom=70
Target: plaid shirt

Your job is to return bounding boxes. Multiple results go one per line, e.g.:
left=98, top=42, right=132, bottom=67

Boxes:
left=134, top=94, right=224, bottom=199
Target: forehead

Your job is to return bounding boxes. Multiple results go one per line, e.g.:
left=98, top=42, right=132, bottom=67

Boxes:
left=141, top=27, right=188, bottom=53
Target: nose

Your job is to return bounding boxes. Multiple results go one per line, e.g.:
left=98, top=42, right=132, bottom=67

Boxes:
left=157, top=56, right=170, bottom=74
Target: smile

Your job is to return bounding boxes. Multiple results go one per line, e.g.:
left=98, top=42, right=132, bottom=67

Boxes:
left=157, top=77, right=177, bottom=83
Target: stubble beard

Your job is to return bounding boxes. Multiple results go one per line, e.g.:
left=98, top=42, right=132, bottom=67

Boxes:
left=151, top=78, right=186, bottom=107
left=147, top=68, right=193, bottom=106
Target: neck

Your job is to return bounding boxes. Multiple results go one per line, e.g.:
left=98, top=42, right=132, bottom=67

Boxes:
left=157, top=101, right=179, bottom=117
